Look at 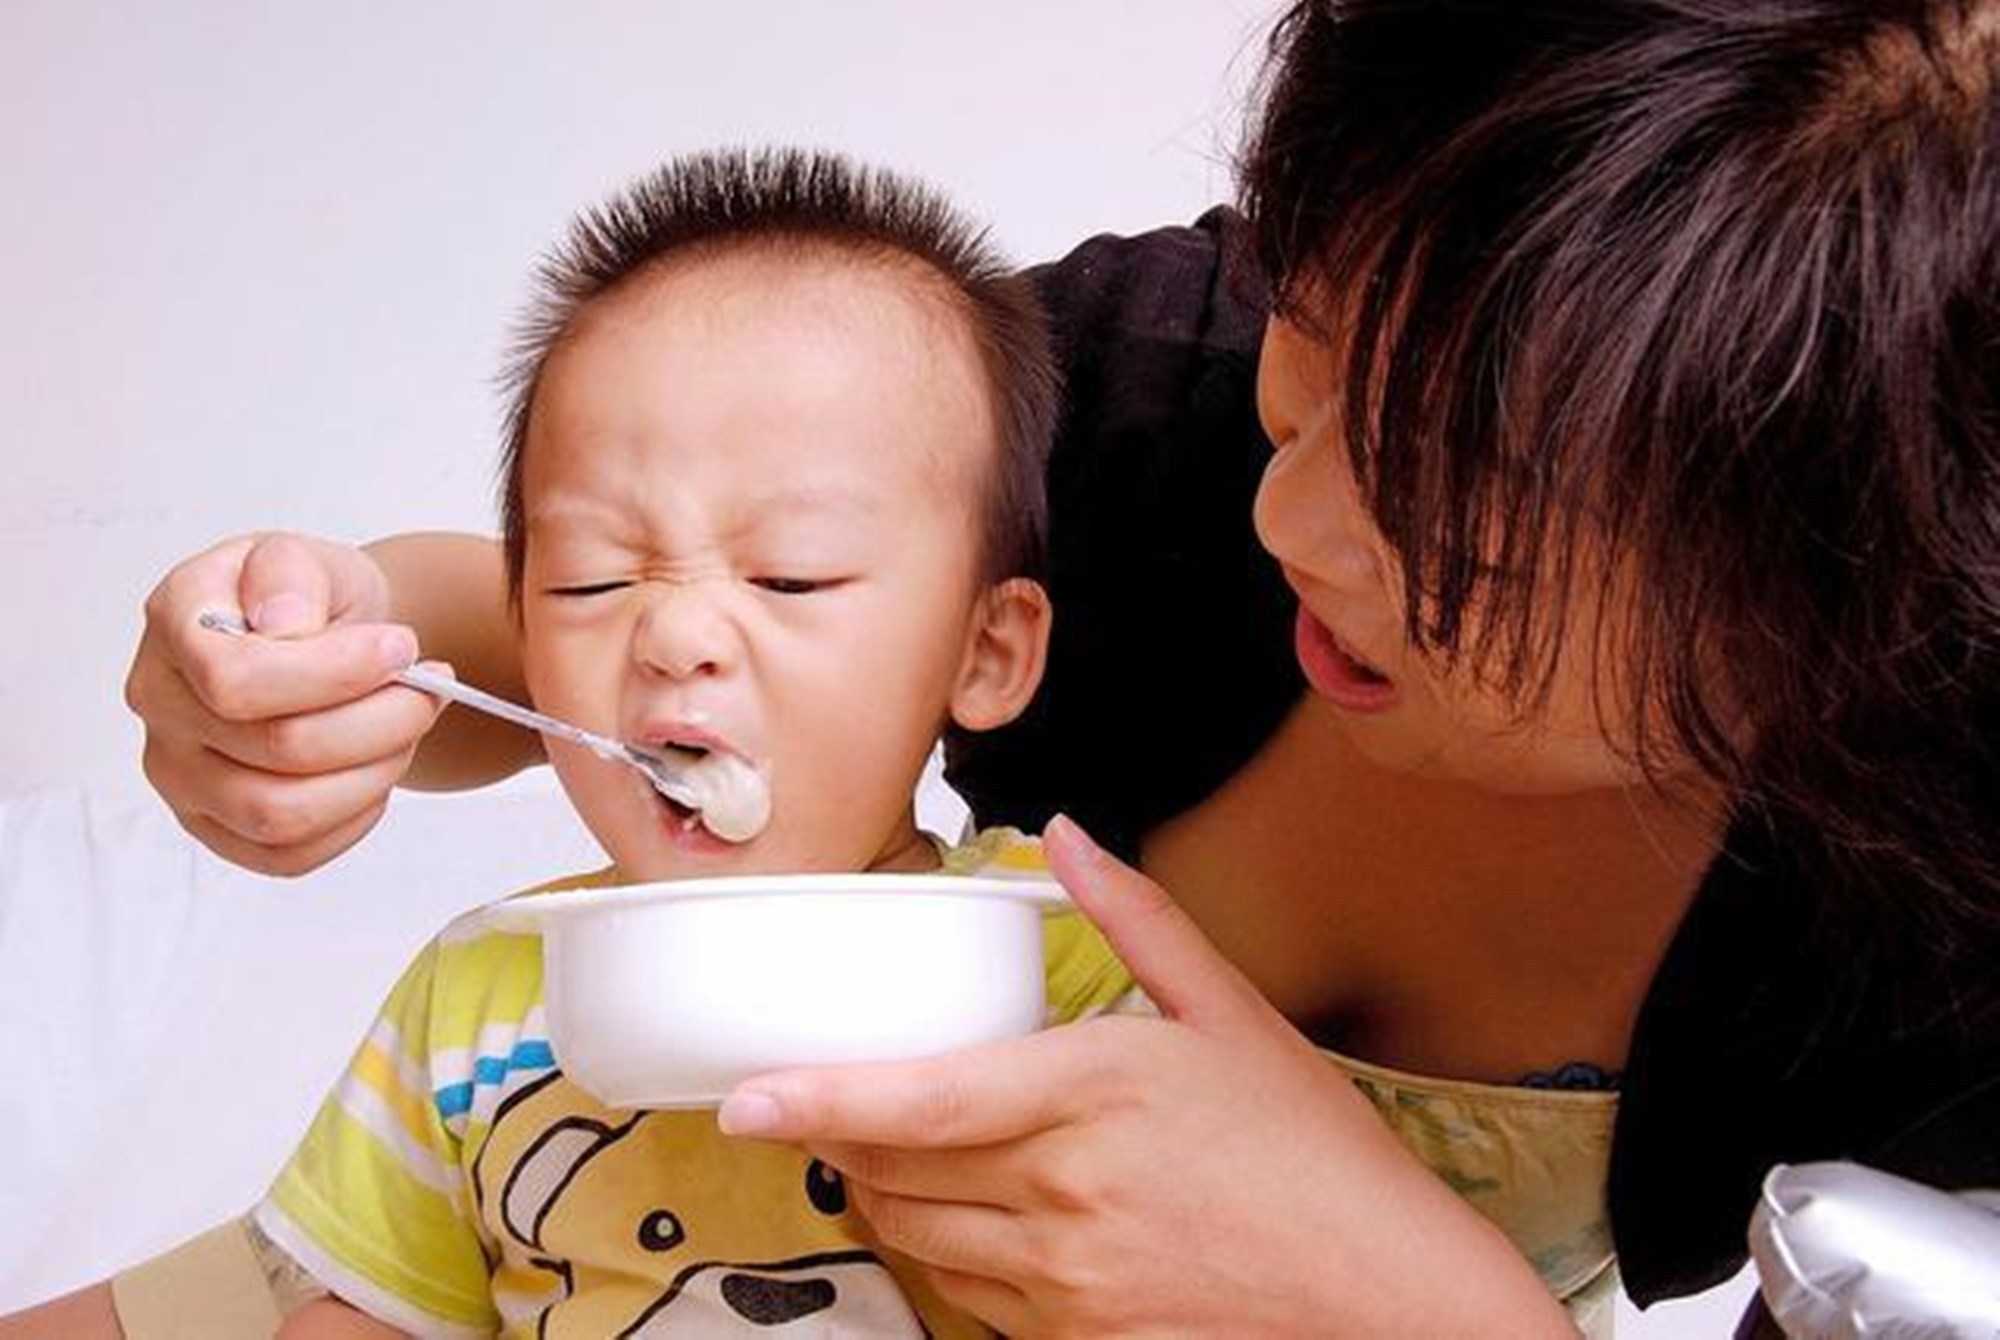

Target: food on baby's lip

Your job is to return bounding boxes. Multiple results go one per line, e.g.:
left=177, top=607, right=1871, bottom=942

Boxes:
left=678, top=750, right=771, bottom=842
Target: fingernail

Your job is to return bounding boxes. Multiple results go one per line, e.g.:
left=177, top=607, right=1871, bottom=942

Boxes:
left=249, top=593, right=312, bottom=636
left=1048, top=812, right=1105, bottom=867
left=717, top=1089, right=783, bottom=1136
left=377, top=627, right=418, bottom=671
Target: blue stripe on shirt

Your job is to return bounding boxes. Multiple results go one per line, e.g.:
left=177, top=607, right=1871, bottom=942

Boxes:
left=434, top=1039, right=556, bottom=1118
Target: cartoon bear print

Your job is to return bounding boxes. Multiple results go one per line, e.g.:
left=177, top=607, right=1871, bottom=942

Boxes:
left=474, top=1072, right=970, bottom=1336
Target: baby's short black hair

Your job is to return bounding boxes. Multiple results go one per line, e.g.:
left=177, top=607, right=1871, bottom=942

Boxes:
left=497, top=147, right=1056, bottom=607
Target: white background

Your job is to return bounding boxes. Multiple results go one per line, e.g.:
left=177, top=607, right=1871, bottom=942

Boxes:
left=0, top=0, right=1266, bottom=797
left=0, top=3, right=1749, bottom=1330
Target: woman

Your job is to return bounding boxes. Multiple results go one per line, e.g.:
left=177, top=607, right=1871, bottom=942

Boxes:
left=113, top=0, right=1999, bottom=1333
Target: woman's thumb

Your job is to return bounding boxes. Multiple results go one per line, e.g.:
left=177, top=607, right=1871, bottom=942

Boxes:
left=240, top=532, right=388, bottom=638
left=1043, top=813, right=1278, bottom=1035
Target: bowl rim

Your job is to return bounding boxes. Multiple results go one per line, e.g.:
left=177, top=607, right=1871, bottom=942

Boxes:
left=477, top=872, right=1071, bottom=933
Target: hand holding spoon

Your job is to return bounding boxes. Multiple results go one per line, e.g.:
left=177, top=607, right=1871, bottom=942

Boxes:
left=196, top=610, right=771, bottom=841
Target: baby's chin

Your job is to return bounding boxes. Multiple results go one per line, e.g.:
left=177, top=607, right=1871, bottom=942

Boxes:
left=598, top=828, right=855, bottom=884
left=580, top=806, right=752, bottom=885
left=605, top=821, right=786, bottom=883
left=584, top=791, right=939, bottom=881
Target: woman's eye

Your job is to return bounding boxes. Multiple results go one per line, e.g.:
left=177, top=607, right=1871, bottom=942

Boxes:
left=546, top=580, right=630, bottom=598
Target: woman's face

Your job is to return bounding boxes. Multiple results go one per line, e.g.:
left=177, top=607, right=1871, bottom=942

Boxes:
left=1252, top=313, right=1665, bottom=795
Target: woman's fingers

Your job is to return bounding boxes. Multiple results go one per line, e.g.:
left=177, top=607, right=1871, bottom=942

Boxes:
left=179, top=793, right=393, bottom=880
left=236, top=530, right=394, bottom=634
left=146, top=731, right=418, bottom=865
left=845, top=1182, right=1029, bottom=1281
left=916, top=1265, right=1030, bottom=1339
left=153, top=609, right=418, bottom=725
left=125, top=531, right=438, bottom=876
left=841, top=1180, right=1038, bottom=1334
left=807, top=1141, right=1014, bottom=1211
left=135, top=531, right=416, bottom=723
left=191, top=742, right=422, bottom=850
left=1042, top=813, right=1286, bottom=1036
left=719, top=815, right=1307, bottom=1149
left=720, top=1022, right=1109, bottom=1147
left=137, top=652, right=440, bottom=777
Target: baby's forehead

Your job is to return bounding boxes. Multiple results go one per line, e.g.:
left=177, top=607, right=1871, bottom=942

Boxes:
left=590, top=240, right=979, bottom=348
left=531, top=247, right=997, bottom=488
left=561, top=245, right=998, bottom=451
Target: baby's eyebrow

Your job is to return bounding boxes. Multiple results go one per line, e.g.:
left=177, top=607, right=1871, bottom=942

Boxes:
left=740, top=484, right=889, bottom=522
left=521, top=494, right=640, bottom=532
left=525, top=483, right=884, bottom=524
left=522, top=485, right=894, bottom=557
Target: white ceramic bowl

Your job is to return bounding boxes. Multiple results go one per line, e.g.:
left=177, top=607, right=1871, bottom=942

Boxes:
left=483, top=873, right=1068, bottom=1108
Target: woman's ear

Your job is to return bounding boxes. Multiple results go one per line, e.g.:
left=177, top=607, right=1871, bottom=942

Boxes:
left=950, top=577, right=1052, bottom=732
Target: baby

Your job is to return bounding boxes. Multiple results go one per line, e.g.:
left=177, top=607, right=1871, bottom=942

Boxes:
left=225, top=147, right=1091, bottom=1337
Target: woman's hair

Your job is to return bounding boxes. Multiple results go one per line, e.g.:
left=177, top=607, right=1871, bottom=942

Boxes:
left=496, top=147, right=1056, bottom=603
left=1242, top=1, right=1999, bottom=951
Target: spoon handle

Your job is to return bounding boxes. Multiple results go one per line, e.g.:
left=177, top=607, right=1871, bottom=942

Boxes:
left=194, top=610, right=689, bottom=790
left=391, top=659, right=621, bottom=760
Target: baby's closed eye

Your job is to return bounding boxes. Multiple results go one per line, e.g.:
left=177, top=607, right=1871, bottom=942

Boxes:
left=546, top=580, right=632, bottom=598
left=750, top=576, right=846, bottom=595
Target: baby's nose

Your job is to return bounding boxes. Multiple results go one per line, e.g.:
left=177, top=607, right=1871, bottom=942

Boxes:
left=633, top=583, right=739, bottom=679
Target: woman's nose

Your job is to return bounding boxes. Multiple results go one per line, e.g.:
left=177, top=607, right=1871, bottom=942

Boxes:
left=633, top=583, right=739, bottom=679
left=1255, top=439, right=1385, bottom=589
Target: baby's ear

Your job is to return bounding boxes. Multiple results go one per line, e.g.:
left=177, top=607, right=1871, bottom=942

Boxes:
left=949, top=577, right=1051, bottom=732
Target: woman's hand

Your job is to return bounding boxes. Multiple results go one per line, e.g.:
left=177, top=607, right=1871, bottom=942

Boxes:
left=717, top=816, right=1574, bottom=1337
left=123, top=532, right=440, bottom=876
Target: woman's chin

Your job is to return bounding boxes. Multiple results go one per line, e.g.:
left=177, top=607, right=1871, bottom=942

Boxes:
left=1339, top=712, right=1656, bottom=797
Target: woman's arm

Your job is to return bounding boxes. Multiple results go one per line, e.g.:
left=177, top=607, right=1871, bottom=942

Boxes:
left=278, top=1298, right=406, bottom=1338
left=365, top=531, right=540, bottom=790
left=0, top=1282, right=122, bottom=1339
left=124, top=529, right=538, bottom=875
left=719, top=818, right=1577, bottom=1337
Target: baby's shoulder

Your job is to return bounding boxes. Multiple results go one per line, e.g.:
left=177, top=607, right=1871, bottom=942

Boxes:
left=942, top=828, right=1139, bottom=1023
left=417, top=867, right=618, bottom=1043
left=937, top=825, right=1049, bottom=876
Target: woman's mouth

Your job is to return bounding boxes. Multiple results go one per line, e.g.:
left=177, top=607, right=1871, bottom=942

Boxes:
left=1293, top=607, right=1399, bottom=712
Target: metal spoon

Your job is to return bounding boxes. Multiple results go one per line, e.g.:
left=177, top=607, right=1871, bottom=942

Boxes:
left=196, top=609, right=714, bottom=814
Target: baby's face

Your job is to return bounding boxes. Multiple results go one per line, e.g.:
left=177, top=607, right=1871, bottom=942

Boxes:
left=519, top=251, right=995, bottom=879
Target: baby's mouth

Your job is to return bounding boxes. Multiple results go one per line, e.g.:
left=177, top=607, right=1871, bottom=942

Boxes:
left=649, top=745, right=705, bottom=826
left=635, top=731, right=773, bottom=843
left=642, top=739, right=713, bottom=826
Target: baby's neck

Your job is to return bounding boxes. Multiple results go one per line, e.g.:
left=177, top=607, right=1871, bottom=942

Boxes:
left=867, top=823, right=949, bottom=874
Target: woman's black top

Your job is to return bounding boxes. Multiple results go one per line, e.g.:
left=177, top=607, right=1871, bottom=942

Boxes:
left=945, top=208, right=2000, bottom=1306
